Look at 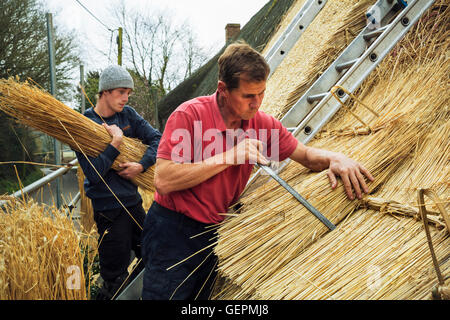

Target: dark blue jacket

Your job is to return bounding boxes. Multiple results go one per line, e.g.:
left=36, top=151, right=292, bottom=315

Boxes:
left=75, top=106, right=161, bottom=211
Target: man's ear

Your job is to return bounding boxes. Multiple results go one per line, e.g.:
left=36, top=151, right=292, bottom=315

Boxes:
left=217, top=81, right=227, bottom=95
left=101, top=89, right=112, bottom=98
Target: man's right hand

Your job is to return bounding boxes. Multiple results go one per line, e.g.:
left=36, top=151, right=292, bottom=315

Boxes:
left=103, top=123, right=123, bottom=149
left=228, top=138, right=269, bottom=166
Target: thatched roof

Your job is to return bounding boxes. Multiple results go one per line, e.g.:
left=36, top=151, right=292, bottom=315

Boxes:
left=212, top=0, right=449, bottom=300
left=156, top=0, right=295, bottom=127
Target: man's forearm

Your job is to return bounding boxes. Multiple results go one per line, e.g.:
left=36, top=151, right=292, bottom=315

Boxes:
left=289, top=142, right=334, bottom=172
left=154, top=154, right=231, bottom=195
left=155, top=138, right=270, bottom=195
left=289, top=141, right=374, bottom=199
left=302, top=147, right=336, bottom=171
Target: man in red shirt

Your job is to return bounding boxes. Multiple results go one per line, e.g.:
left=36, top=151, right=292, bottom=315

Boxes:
left=141, top=42, right=374, bottom=300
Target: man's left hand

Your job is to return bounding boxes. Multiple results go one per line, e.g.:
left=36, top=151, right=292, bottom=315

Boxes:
left=118, top=162, right=144, bottom=180
left=327, top=153, right=374, bottom=200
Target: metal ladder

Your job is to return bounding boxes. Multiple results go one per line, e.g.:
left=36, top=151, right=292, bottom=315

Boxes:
left=245, top=0, right=435, bottom=192
left=265, top=0, right=328, bottom=78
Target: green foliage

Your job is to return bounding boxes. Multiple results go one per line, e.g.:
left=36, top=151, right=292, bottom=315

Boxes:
left=0, top=164, right=44, bottom=194
left=0, top=0, right=80, bottom=190
left=0, top=0, right=80, bottom=100
left=74, top=70, right=99, bottom=112
left=80, top=240, right=101, bottom=300
left=0, top=113, right=44, bottom=194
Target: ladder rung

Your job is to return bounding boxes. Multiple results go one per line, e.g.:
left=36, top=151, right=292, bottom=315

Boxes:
left=335, top=58, right=359, bottom=72
left=363, top=25, right=389, bottom=41
left=307, top=93, right=328, bottom=104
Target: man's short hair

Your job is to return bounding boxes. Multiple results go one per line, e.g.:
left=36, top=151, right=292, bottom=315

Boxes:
left=218, top=41, right=270, bottom=90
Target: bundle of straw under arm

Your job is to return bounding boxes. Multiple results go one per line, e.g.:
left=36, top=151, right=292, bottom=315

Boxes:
left=0, top=78, right=155, bottom=192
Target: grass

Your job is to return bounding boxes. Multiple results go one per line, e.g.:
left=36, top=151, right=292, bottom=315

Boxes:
left=0, top=167, right=44, bottom=195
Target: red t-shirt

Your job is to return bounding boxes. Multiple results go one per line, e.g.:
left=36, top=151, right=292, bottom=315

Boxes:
left=155, top=91, right=298, bottom=224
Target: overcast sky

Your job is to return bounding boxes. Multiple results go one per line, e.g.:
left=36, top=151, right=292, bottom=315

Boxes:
left=43, top=0, right=269, bottom=73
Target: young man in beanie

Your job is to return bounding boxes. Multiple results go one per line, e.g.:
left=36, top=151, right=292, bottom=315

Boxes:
left=141, top=42, right=374, bottom=300
left=75, top=65, right=161, bottom=299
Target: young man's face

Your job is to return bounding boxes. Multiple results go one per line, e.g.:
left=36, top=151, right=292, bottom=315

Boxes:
left=103, top=88, right=132, bottom=113
left=220, top=77, right=266, bottom=121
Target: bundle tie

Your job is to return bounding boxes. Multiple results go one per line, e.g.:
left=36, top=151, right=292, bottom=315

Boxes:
left=330, top=85, right=380, bottom=130
left=417, top=188, right=449, bottom=292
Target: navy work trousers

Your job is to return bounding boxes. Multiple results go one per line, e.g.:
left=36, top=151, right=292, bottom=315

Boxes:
left=94, top=201, right=146, bottom=282
left=141, top=201, right=218, bottom=300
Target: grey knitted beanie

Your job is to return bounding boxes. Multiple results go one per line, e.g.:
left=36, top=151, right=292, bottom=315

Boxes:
left=98, top=65, right=134, bottom=92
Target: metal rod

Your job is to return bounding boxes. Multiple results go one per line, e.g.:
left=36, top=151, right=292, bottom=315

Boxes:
left=0, top=159, right=78, bottom=208
left=46, top=12, right=62, bottom=208
left=117, top=27, right=123, bottom=65
left=257, top=164, right=336, bottom=230
left=335, top=58, right=358, bottom=72
left=363, top=25, right=389, bottom=41
left=80, top=64, right=85, bottom=113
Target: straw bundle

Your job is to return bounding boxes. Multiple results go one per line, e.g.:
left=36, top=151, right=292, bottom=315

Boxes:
left=0, top=78, right=155, bottom=192
left=360, top=196, right=448, bottom=229
left=139, top=187, right=155, bottom=212
left=76, top=167, right=96, bottom=233
left=0, top=198, right=95, bottom=299
left=213, top=2, right=449, bottom=299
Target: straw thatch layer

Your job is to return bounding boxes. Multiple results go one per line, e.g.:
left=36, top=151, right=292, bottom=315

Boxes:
left=253, top=207, right=449, bottom=300
left=213, top=2, right=449, bottom=299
